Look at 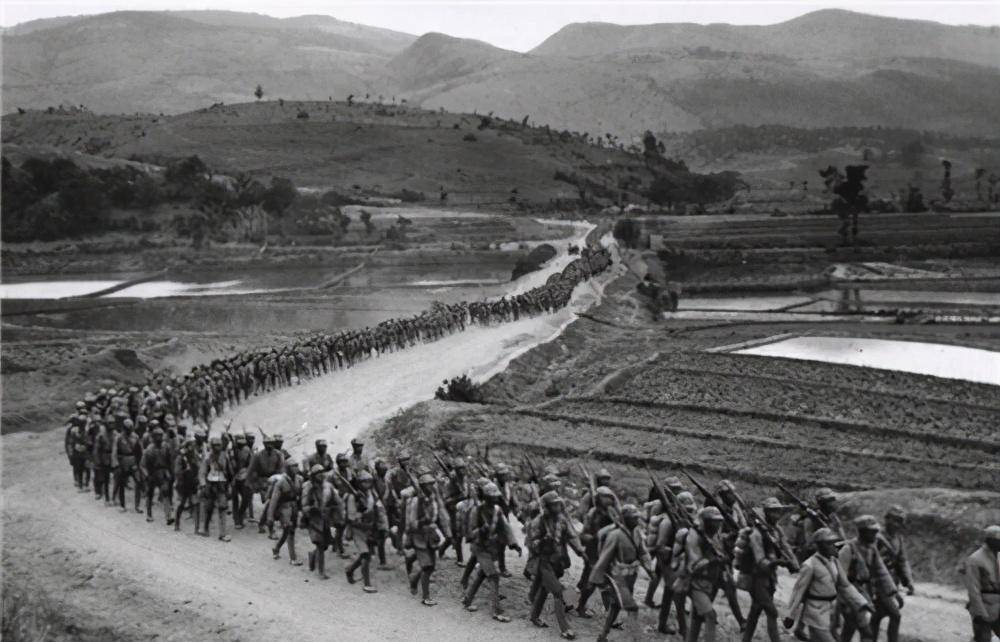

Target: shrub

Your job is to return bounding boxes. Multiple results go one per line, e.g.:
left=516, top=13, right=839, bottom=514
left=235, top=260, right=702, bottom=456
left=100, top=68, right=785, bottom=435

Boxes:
left=462, top=133, right=477, bottom=142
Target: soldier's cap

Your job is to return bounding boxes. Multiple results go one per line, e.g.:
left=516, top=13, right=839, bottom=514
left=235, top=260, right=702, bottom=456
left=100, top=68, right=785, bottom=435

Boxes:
left=812, top=528, right=840, bottom=544
left=84, top=393, right=96, bottom=403
left=418, top=473, right=436, bottom=485
left=761, top=497, right=790, bottom=511
left=815, top=487, right=837, bottom=502
left=315, top=439, right=327, bottom=447
left=235, top=433, right=247, bottom=443
left=123, top=418, right=134, bottom=427
left=699, top=506, right=724, bottom=522
left=595, top=485, right=616, bottom=498
left=356, top=470, right=373, bottom=482
left=194, top=428, right=206, bottom=438
left=270, top=433, right=284, bottom=442
left=663, top=476, right=683, bottom=489
left=99, top=388, right=108, bottom=395
left=854, top=514, right=880, bottom=531
left=885, top=505, right=906, bottom=520
left=543, top=464, right=560, bottom=476
left=397, top=452, right=412, bottom=462
left=164, top=414, right=176, bottom=424
left=285, top=458, right=300, bottom=468
left=483, top=482, right=501, bottom=498
left=108, top=388, right=118, bottom=395
left=984, top=525, right=1000, bottom=542
left=310, top=464, right=325, bottom=476
left=149, top=419, right=160, bottom=426
left=676, top=491, right=696, bottom=507
left=715, top=479, right=736, bottom=493
left=151, top=428, right=165, bottom=437
left=137, top=415, right=148, bottom=423
left=541, top=490, right=564, bottom=507
left=494, top=463, right=511, bottom=475
left=595, top=468, right=612, bottom=479
left=621, top=504, right=641, bottom=519
left=336, top=452, right=349, bottom=462
left=350, top=438, right=363, bottom=446
left=76, top=401, right=87, bottom=408
left=452, top=459, right=467, bottom=470
left=129, top=386, right=138, bottom=393
left=400, top=487, right=416, bottom=499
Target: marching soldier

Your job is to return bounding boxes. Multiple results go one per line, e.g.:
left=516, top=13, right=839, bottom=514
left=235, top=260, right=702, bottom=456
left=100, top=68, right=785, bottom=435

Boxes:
left=248, top=434, right=285, bottom=536
left=111, top=418, right=143, bottom=513
left=268, top=459, right=304, bottom=565
left=801, top=488, right=846, bottom=553
left=406, top=472, right=451, bottom=606
left=462, top=482, right=522, bottom=622
left=65, top=413, right=90, bottom=491
left=344, top=470, right=388, bottom=593
left=788, top=528, right=871, bottom=642
left=139, top=428, right=174, bottom=524
left=304, top=438, right=333, bottom=472
left=92, top=421, right=114, bottom=506
left=199, top=436, right=232, bottom=541
left=301, top=464, right=340, bottom=579
left=230, top=433, right=254, bottom=529
left=685, top=506, right=728, bottom=642
left=876, top=506, right=915, bottom=641
left=588, top=503, right=651, bottom=642
left=740, top=497, right=799, bottom=642
left=646, top=495, right=683, bottom=635
left=577, top=468, right=614, bottom=518
left=348, top=437, right=371, bottom=475
left=839, top=514, right=903, bottom=642
left=441, top=459, right=472, bottom=566
left=963, top=525, right=1000, bottom=642
left=575, top=485, right=618, bottom=618
left=527, top=491, right=583, bottom=639
left=173, top=438, right=202, bottom=533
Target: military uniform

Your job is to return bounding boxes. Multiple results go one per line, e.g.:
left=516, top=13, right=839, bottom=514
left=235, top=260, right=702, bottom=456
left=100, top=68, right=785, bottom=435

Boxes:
left=788, top=531, right=870, bottom=642
left=406, top=475, right=451, bottom=605
left=140, top=435, right=174, bottom=523
left=589, top=505, right=651, bottom=642
left=198, top=443, right=232, bottom=540
left=527, top=492, right=582, bottom=638
left=839, top=515, right=901, bottom=642
left=462, top=484, right=518, bottom=621
left=963, top=527, right=1000, bottom=642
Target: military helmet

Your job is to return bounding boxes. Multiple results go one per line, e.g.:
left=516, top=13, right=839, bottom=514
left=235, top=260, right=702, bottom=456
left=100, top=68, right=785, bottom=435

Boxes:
left=350, top=437, right=363, bottom=446
left=984, top=525, right=1000, bottom=542
left=663, top=476, right=684, bottom=492
left=285, top=458, right=299, bottom=469
left=595, top=468, right=612, bottom=480
left=123, top=418, right=134, bottom=428
left=885, top=505, right=906, bottom=520
left=356, top=470, right=373, bottom=482
left=76, top=401, right=87, bottom=409
left=452, top=459, right=467, bottom=470
left=761, top=497, right=790, bottom=511
left=621, top=504, right=641, bottom=519
left=209, top=436, right=222, bottom=446
left=315, top=439, right=328, bottom=447
left=309, top=464, right=325, bottom=476
left=595, top=485, right=616, bottom=498
left=483, top=482, right=502, bottom=498
left=336, top=452, right=349, bottom=462
left=494, top=463, right=511, bottom=476
left=234, top=433, right=247, bottom=443
left=854, top=514, right=880, bottom=531
left=271, top=433, right=285, bottom=442
left=699, top=506, right=724, bottom=522
left=812, top=528, right=840, bottom=544
left=815, top=487, right=836, bottom=502
left=715, top=479, right=736, bottom=493
left=397, top=452, right=412, bottom=462
left=676, top=491, right=696, bottom=508
left=151, top=428, right=165, bottom=437
left=418, top=473, right=436, bottom=485
left=541, top=490, right=564, bottom=507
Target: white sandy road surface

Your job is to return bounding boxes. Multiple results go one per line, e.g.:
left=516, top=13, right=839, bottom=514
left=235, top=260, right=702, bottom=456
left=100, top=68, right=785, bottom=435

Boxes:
left=1, top=223, right=970, bottom=641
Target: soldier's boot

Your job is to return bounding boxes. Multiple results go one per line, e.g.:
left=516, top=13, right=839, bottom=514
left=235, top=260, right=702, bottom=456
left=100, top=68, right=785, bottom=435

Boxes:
left=575, top=586, right=595, bottom=618
left=463, top=570, right=485, bottom=610
left=317, top=550, right=329, bottom=579
left=408, top=569, right=420, bottom=595
left=376, top=538, right=389, bottom=568
left=420, top=569, right=435, bottom=605
left=658, top=590, right=677, bottom=634
left=644, top=572, right=660, bottom=608
left=529, top=587, right=547, bottom=623
left=488, top=576, right=508, bottom=621
left=218, top=512, right=230, bottom=542
left=404, top=551, right=415, bottom=576
left=162, top=497, right=174, bottom=526
left=624, top=609, right=641, bottom=642
left=287, top=531, right=303, bottom=565
left=460, top=554, right=477, bottom=588
left=360, top=555, right=376, bottom=592
left=174, top=503, right=184, bottom=531
left=455, top=540, right=465, bottom=565
left=198, top=502, right=210, bottom=535
left=345, top=556, right=360, bottom=583
left=146, top=494, right=155, bottom=522
left=724, top=583, right=746, bottom=630
left=599, top=602, right=619, bottom=640
left=552, top=596, right=573, bottom=637
left=134, top=483, right=143, bottom=513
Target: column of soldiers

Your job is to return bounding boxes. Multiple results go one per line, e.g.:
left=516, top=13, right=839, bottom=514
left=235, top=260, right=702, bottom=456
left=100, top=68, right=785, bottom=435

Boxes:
left=63, top=421, right=1000, bottom=642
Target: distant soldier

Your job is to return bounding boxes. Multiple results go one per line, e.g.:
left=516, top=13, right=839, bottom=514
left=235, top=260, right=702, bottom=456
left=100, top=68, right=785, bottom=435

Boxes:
left=230, top=433, right=254, bottom=529
left=65, top=414, right=90, bottom=490
left=348, top=437, right=371, bottom=475
left=199, top=436, right=232, bottom=541
left=577, top=468, right=614, bottom=519
left=588, top=503, right=651, bottom=642
left=173, top=439, right=202, bottom=532
left=462, top=482, right=522, bottom=622
left=301, top=464, right=340, bottom=579
left=406, top=473, right=451, bottom=606
left=645, top=496, right=683, bottom=635
left=527, top=491, right=583, bottom=639
left=739, top=497, right=799, bottom=642
left=787, top=528, right=871, bottom=642
left=440, top=459, right=472, bottom=566
left=963, top=525, right=1000, bottom=642
left=344, top=470, right=388, bottom=593
left=800, top=488, right=846, bottom=556
left=268, top=459, right=304, bottom=565
left=248, top=434, right=285, bottom=535
left=304, top=439, right=333, bottom=473
left=876, top=506, right=915, bottom=640
left=839, top=515, right=903, bottom=642
left=111, top=418, right=143, bottom=513
left=92, top=421, right=114, bottom=505
left=139, top=428, right=174, bottom=524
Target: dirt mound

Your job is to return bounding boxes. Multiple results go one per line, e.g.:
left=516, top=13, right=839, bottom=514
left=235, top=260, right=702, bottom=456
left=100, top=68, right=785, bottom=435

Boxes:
left=510, top=243, right=557, bottom=281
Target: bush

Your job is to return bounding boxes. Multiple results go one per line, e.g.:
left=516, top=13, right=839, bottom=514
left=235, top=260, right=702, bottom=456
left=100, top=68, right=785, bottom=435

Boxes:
left=462, top=133, right=477, bottom=142
left=434, top=375, right=483, bottom=403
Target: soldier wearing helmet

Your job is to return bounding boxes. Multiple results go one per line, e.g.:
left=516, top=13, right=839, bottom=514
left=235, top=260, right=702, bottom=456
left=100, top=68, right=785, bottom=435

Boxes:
left=527, top=490, right=583, bottom=639
left=267, top=458, right=304, bottom=565
left=680, top=506, right=728, bottom=642
left=348, top=437, right=371, bottom=476
left=801, top=488, right=846, bottom=554
left=740, top=497, right=798, bottom=642
left=139, top=427, right=174, bottom=524
left=877, top=506, right=915, bottom=597
left=575, top=485, right=619, bottom=618
left=111, top=417, right=143, bottom=514
left=588, top=503, right=651, bottom=642
left=406, top=472, right=451, bottom=606
left=839, top=515, right=903, bottom=642
left=440, top=458, right=472, bottom=566
left=248, top=433, right=285, bottom=535
left=577, top=468, right=614, bottom=520
left=461, top=481, right=521, bottom=622
left=304, top=439, right=333, bottom=473
left=173, top=438, right=202, bottom=533
left=963, top=525, right=1000, bottom=642
left=198, top=435, right=232, bottom=541
left=301, top=463, right=340, bottom=580
left=787, top=528, right=870, bottom=641
left=230, top=432, right=254, bottom=529
left=344, top=469, right=388, bottom=593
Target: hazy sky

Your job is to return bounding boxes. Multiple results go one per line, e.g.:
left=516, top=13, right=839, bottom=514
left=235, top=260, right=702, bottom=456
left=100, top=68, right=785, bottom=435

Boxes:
left=3, top=1, right=998, bottom=51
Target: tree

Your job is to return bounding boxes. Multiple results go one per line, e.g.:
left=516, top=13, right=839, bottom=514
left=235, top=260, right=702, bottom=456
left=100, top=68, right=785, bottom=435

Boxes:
left=899, top=139, right=925, bottom=168
left=261, top=177, right=296, bottom=216
left=974, top=168, right=986, bottom=201
left=989, top=173, right=999, bottom=204
left=613, top=218, right=643, bottom=249
left=940, top=160, right=954, bottom=203
left=254, top=84, right=264, bottom=101
left=904, top=185, right=927, bottom=213
left=359, top=210, right=375, bottom=236
left=821, top=164, right=868, bottom=244
left=347, top=94, right=354, bottom=106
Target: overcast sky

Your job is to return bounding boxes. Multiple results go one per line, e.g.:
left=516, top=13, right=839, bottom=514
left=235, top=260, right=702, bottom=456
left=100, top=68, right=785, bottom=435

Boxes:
left=3, top=1, right=998, bottom=51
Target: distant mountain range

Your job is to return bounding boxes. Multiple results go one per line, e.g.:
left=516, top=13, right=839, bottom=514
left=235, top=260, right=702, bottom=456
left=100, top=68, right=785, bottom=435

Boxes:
left=3, top=9, right=999, bottom=139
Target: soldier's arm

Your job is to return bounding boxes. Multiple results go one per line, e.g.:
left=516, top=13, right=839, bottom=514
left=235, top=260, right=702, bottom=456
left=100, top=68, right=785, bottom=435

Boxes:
left=964, top=556, right=988, bottom=620
left=687, top=529, right=709, bottom=574
left=898, top=539, right=915, bottom=589
left=110, top=436, right=120, bottom=468
left=786, top=558, right=813, bottom=616
left=873, top=548, right=900, bottom=598
left=835, top=559, right=870, bottom=613
left=588, top=533, right=618, bottom=585
left=749, top=528, right=775, bottom=572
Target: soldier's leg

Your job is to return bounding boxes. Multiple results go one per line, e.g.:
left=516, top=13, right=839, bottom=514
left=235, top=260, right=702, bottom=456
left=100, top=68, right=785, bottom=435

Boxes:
left=496, top=542, right=509, bottom=577
left=460, top=550, right=478, bottom=588
left=113, top=468, right=126, bottom=510
left=462, top=569, right=486, bottom=609
left=198, top=489, right=210, bottom=535
left=742, top=602, right=763, bottom=642
left=161, top=481, right=174, bottom=524
left=174, top=494, right=187, bottom=531
left=723, top=574, right=746, bottom=628
left=875, top=596, right=900, bottom=642
left=133, top=472, right=143, bottom=512
left=376, top=534, right=388, bottom=567
left=146, top=477, right=156, bottom=521
left=359, top=544, right=375, bottom=590
left=809, top=627, right=838, bottom=642
left=658, top=588, right=678, bottom=634
left=575, top=559, right=595, bottom=616
left=216, top=487, right=230, bottom=541
left=644, top=567, right=661, bottom=608
left=690, top=589, right=718, bottom=642
left=598, top=585, right=620, bottom=642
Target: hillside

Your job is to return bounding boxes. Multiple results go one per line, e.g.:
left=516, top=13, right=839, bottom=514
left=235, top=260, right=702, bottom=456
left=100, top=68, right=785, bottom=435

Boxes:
left=3, top=9, right=1000, bottom=142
